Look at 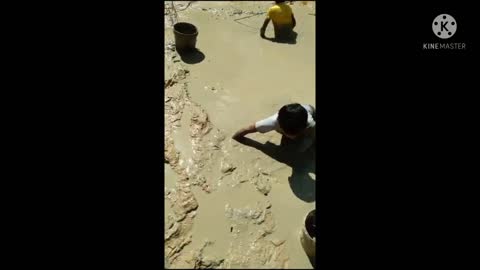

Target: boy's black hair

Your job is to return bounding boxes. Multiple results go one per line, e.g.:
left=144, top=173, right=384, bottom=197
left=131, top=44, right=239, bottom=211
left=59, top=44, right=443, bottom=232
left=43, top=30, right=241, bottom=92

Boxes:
left=277, top=103, right=308, bottom=135
left=275, top=1, right=286, bottom=4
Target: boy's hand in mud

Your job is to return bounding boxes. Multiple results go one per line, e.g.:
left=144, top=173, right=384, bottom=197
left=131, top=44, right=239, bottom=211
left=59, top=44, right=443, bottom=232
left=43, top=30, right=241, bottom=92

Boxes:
left=232, top=124, right=257, bottom=142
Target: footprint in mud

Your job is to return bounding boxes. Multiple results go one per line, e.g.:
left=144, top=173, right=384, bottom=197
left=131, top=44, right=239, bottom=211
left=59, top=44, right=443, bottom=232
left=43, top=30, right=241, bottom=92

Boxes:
left=204, top=86, right=218, bottom=93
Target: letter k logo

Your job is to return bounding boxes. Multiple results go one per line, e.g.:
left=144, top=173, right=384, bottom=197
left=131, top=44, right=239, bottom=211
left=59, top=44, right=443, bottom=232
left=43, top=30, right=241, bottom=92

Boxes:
left=440, top=21, right=449, bottom=32
left=432, top=14, right=457, bottom=39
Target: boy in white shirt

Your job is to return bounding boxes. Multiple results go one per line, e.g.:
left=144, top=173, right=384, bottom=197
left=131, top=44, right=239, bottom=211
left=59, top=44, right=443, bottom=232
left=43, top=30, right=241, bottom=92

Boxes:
left=232, top=103, right=316, bottom=153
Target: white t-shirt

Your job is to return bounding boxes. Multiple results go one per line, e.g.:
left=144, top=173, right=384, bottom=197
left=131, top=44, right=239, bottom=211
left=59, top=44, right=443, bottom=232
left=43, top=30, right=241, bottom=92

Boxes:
left=255, top=104, right=316, bottom=134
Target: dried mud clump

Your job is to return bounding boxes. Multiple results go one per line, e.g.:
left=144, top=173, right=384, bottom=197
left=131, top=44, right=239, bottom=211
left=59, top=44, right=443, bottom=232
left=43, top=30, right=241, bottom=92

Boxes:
left=165, top=66, right=230, bottom=268
left=183, top=240, right=225, bottom=269
left=254, top=174, right=272, bottom=196
left=223, top=201, right=289, bottom=268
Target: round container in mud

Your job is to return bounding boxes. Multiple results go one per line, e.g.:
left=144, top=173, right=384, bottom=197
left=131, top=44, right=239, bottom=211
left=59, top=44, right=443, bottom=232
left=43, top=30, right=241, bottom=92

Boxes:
left=173, top=22, right=198, bottom=52
left=300, top=209, right=316, bottom=261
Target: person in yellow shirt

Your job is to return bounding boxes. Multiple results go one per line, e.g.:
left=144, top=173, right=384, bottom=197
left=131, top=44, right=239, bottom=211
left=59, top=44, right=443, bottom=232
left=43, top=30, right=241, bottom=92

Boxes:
left=260, top=1, right=297, bottom=41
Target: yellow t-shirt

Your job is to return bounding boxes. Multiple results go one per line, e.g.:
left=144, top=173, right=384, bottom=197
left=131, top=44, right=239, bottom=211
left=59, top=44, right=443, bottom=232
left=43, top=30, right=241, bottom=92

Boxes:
left=267, top=3, right=293, bottom=26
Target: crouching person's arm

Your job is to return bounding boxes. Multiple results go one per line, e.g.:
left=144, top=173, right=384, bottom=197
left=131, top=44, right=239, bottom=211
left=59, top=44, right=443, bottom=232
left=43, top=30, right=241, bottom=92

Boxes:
left=260, top=18, right=271, bottom=38
left=233, top=124, right=257, bottom=141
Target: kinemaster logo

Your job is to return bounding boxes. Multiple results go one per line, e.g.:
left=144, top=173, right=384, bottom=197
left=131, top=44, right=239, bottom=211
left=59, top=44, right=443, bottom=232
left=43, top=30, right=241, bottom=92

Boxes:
left=423, top=14, right=466, bottom=50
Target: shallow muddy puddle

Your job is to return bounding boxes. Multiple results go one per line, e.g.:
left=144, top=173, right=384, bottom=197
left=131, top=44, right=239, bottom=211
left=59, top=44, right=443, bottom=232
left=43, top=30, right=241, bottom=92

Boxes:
left=267, top=183, right=315, bottom=268
left=176, top=2, right=316, bottom=134
left=165, top=1, right=316, bottom=268
left=188, top=173, right=315, bottom=268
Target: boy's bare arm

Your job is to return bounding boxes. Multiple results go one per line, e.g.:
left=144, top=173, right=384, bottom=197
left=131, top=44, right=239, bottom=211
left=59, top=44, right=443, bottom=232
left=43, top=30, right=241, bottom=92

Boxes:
left=260, top=18, right=270, bottom=38
left=233, top=124, right=257, bottom=140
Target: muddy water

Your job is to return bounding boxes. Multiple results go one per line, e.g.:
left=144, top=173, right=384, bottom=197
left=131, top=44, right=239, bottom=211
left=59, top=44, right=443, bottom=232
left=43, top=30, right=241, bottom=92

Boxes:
left=165, top=1, right=315, bottom=269
left=169, top=1, right=316, bottom=134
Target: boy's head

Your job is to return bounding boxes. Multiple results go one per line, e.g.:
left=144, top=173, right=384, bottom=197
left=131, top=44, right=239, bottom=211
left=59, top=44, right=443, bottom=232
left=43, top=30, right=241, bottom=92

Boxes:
left=278, top=103, right=308, bottom=138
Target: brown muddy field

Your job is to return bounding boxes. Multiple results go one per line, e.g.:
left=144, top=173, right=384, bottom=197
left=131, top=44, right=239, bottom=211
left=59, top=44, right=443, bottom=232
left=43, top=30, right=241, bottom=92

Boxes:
left=164, top=1, right=316, bottom=268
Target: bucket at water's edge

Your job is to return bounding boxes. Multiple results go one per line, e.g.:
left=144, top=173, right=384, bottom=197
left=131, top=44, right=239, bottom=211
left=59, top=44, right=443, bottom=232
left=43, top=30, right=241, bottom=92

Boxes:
left=173, top=22, right=198, bottom=52
left=300, top=209, right=316, bottom=260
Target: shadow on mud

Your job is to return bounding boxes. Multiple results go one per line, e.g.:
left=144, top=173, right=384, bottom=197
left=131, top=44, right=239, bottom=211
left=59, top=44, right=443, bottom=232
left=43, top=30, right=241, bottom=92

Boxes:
left=178, top=48, right=205, bottom=64
left=234, top=137, right=315, bottom=202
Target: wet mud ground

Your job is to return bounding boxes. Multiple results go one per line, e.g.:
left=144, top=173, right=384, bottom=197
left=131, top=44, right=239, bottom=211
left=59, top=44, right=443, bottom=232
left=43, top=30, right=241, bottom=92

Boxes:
left=164, top=1, right=316, bottom=268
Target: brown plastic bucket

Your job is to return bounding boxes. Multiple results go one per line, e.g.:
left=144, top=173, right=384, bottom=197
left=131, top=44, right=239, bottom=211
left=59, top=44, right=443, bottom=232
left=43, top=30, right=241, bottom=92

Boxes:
left=173, top=22, right=198, bottom=52
left=300, top=209, right=316, bottom=262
